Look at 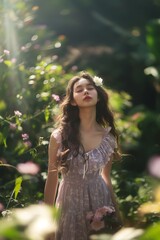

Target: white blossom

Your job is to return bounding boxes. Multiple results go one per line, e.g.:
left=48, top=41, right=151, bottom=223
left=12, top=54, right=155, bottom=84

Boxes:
left=93, top=76, right=103, bottom=87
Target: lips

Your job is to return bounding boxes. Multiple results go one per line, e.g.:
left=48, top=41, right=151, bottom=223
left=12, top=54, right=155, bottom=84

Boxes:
left=83, top=96, right=92, bottom=100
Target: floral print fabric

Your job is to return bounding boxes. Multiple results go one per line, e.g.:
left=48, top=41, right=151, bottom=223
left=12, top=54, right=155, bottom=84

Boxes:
left=52, top=127, right=117, bottom=240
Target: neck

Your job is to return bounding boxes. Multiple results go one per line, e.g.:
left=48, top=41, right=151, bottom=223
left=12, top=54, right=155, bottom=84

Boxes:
left=79, top=107, right=98, bottom=132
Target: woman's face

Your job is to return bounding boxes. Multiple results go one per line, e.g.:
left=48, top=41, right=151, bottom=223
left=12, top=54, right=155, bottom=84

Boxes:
left=72, top=78, right=98, bottom=108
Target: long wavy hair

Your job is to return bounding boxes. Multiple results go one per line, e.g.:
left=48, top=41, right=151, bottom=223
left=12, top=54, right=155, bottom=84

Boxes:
left=57, top=72, right=119, bottom=169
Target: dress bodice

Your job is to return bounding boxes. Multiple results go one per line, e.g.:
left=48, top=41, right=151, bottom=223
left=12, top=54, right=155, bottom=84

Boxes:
left=52, top=127, right=117, bottom=178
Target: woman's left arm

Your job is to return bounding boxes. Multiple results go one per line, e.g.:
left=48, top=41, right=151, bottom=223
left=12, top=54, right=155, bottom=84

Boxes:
left=101, top=156, right=122, bottom=224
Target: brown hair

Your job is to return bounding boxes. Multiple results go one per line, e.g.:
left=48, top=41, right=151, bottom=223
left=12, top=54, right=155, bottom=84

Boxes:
left=57, top=72, right=119, bottom=169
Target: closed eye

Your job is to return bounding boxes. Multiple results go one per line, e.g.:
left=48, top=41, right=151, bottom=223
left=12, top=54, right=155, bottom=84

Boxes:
left=75, top=87, right=94, bottom=93
left=74, top=84, right=95, bottom=93
left=76, top=88, right=83, bottom=93
left=87, top=86, right=94, bottom=90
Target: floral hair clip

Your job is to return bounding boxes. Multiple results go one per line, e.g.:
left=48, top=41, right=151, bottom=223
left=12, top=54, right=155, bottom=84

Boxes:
left=93, top=76, right=103, bottom=87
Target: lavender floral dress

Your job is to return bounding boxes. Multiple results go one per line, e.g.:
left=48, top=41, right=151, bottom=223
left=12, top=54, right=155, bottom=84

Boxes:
left=53, top=127, right=117, bottom=240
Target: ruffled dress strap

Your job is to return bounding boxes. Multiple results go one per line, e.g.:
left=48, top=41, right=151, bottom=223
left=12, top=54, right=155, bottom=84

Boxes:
left=100, top=127, right=118, bottom=166
left=106, top=127, right=117, bottom=149
left=105, top=126, right=112, bottom=134
left=81, top=127, right=118, bottom=176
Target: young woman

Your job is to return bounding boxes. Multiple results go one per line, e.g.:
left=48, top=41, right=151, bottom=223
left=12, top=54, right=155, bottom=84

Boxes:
left=44, top=72, right=122, bottom=240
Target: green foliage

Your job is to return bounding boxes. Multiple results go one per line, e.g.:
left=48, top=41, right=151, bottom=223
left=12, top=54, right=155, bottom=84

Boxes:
left=0, top=1, right=160, bottom=240
left=146, top=19, right=160, bottom=64
left=112, top=169, right=156, bottom=225
left=145, top=19, right=160, bottom=112
left=140, top=223, right=160, bottom=240
left=14, top=176, right=23, bottom=199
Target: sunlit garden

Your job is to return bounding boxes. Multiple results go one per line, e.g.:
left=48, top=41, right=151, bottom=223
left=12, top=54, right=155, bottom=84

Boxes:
left=0, top=0, right=160, bottom=239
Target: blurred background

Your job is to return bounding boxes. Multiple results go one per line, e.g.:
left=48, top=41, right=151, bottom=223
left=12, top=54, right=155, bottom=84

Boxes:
left=0, top=0, right=160, bottom=237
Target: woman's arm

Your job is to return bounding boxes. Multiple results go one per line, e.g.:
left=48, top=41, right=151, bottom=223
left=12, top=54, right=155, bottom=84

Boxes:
left=44, top=133, right=59, bottom=206
left=101, top=156, right=122, bottom=223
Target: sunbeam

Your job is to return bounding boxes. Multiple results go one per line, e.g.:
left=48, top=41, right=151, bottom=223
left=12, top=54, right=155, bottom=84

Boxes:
left=3, top=0, right=19, bottom=58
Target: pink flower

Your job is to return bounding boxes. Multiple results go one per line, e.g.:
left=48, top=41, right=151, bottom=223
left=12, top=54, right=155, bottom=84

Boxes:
left=11, top=58, right=17, bottom=63
left=97, top=206, right=115, bottom=215
left=87, top=206, right=115, bottom=232
left=93, top=211, right=103, bottom=222
left=9, top=123, right=17, bottom=130
left=4, top=49, right=10, bottom=55
left=33, top=44, right=40, bottom=50
left=52, top=55, right=58, bottom=61
left=22, top=133, right=29, bottom=140
left=0, top=203, right=4, bottom=212
left=71, top=65, right=78, bottom=71
left=131, top=112, right=142, bottom=120
left=86, top=211, right=94, bottom=221
left=90, top=220, right=105, bottom=231
left=148, top=155, right=160, bottom=178
left=14, top=110, right=22, bottom=117
left=17, top=161, right=40, bottom=175
left=52, top=94, right=60, bottom=102
left=21, top=46, right=26, bottom=51
left=24, top=141, right=32, bottom=148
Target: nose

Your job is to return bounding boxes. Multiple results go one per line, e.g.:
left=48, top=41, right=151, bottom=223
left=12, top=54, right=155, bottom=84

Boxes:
left=84, top=88, right=88, bottom=95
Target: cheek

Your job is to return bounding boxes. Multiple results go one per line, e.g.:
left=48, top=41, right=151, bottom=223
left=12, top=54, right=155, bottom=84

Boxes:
left=72, top=93, right=81, bottom=104
left=73, top=91, right=82, bottom=99
left=73, top=93, right=77, bottom=101
left=94, top=91, right=98, bottom=100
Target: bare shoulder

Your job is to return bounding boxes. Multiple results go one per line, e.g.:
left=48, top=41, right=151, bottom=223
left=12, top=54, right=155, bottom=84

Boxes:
left=50, top=129, right=61, bottom=144
left=49, top=129, right=61, bottom=150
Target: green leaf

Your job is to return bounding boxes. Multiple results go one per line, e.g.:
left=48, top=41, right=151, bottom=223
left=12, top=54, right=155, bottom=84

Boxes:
left=4, top=60, right=13, bottom=67
left=44, top=108, right=50, bottom=122
left=14, top=177, right=23, bottom=199
left=140, top=223, right=160, bottom=240
left=3, top=137, right=7, bottom=147
left=0, top=100, right=6, bottom=110
left=0, top=132, right=7, bottom=147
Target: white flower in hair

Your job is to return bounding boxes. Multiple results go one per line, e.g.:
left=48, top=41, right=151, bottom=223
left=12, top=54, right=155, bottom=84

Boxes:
left=93, top=76, right=103, bottom=87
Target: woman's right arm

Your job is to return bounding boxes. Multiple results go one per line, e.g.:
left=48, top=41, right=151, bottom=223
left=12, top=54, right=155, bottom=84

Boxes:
left=44, top=133, right=59, bottom=206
